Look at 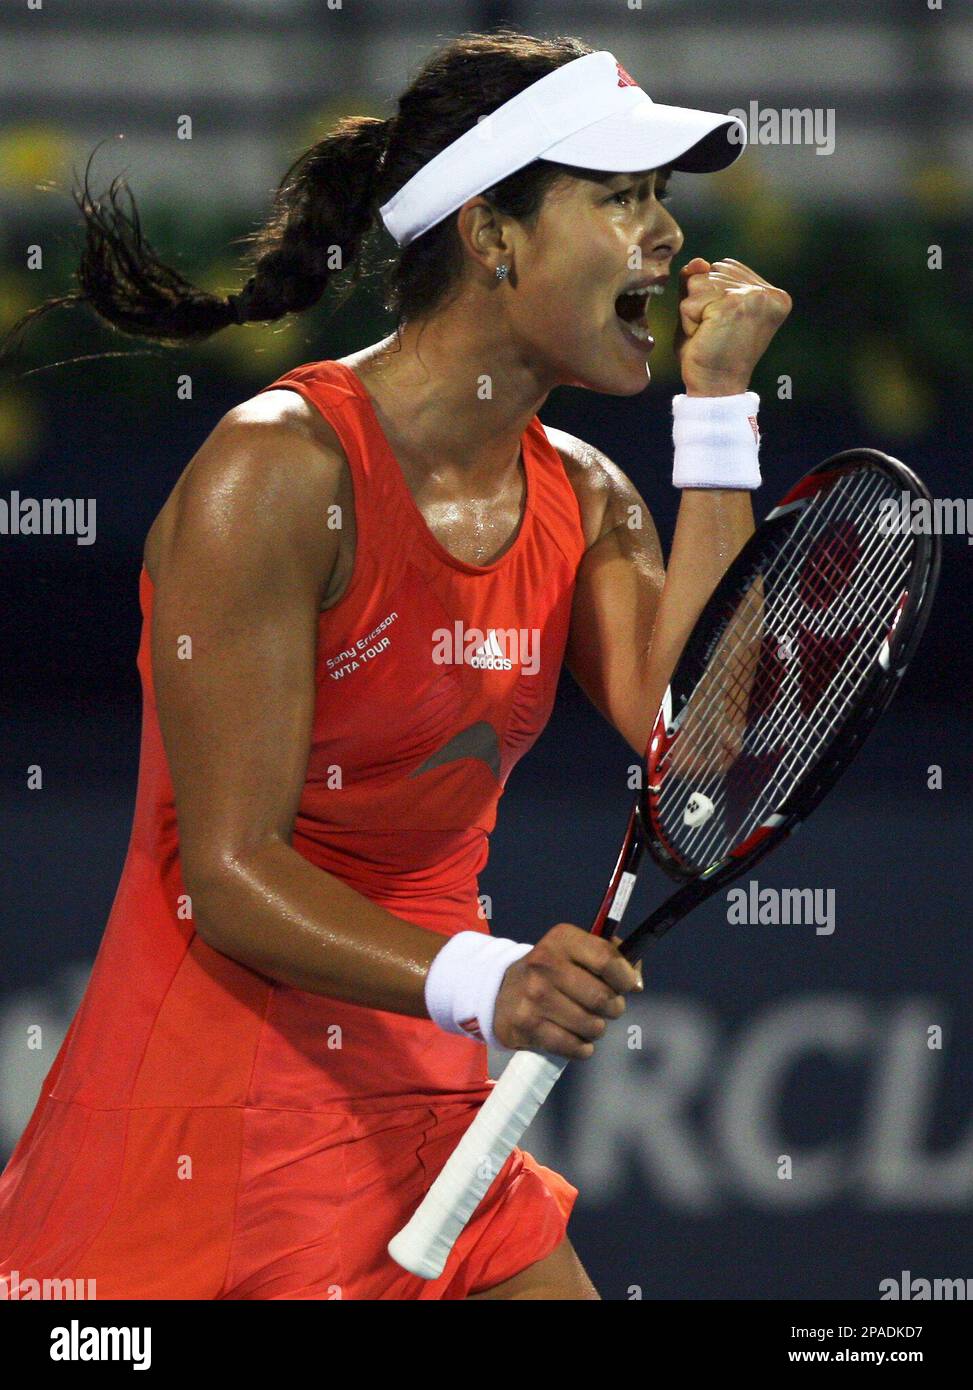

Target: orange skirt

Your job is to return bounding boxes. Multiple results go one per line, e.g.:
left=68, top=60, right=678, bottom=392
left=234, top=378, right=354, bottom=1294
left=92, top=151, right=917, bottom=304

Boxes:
left=0, top=1095, right=577, bottom=1300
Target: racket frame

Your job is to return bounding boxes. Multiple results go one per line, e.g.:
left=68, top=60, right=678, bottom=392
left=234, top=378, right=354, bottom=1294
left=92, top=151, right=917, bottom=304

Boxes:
left=619, top=449, right=940, bottom=961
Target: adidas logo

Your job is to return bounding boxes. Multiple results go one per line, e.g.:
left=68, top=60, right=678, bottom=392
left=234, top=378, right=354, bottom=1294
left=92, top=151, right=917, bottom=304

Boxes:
left=470, top=630, right=513, bottom=671
left=431, top=622, right=540, bottom=675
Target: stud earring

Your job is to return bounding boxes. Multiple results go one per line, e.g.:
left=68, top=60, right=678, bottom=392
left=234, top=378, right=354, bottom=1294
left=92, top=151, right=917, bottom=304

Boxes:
left=495, top=263, right=509, bottom=281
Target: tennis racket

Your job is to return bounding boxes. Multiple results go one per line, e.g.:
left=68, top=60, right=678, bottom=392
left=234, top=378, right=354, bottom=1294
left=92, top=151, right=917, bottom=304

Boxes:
left=389, top=447, right=940, bottom=1280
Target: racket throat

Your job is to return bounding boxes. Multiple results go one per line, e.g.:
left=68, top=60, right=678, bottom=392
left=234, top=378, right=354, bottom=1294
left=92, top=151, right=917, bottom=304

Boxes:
left=619, top=879, right=708, bottom=961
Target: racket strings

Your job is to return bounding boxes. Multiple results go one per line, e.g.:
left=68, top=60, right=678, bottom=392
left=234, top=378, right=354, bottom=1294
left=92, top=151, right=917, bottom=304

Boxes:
left=675, top=483, right=910, bottom=859
left=684, top=488, right=910, bottom=859
left=739, top=523, right=909, bottom=759
left=654, top=468, right=915, bottom=867
left=739, top=536, right=909, bottom=766
left=671, top=468, right=883, bottom=752
left=666, top=469, right=883, bottom=780
left=704, top=534, right=911, bottom=863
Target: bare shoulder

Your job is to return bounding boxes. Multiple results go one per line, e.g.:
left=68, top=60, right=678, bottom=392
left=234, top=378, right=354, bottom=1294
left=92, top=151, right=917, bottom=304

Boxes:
left=228, top=386, right=343, bottom=444
left=543, top=425, right=651, bottom=549
left=200, top=387, right=348, bottom=499
left=145, top=387, right=350, bottom=581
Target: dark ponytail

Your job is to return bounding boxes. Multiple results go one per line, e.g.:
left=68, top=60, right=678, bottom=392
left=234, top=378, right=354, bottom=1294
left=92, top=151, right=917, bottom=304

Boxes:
left=2, top=30, right=592, bottom=358
left=229, top=116, right=389, bottom=328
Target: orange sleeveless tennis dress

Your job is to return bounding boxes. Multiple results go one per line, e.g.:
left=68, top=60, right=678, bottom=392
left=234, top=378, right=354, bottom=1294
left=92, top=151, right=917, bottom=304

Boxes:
left=0, top=360, right=586, bottom=1299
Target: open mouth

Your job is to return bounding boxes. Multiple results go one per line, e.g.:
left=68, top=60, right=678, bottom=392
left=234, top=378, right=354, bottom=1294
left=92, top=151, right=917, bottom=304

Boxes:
left=614, top=284, right=663, bottom=345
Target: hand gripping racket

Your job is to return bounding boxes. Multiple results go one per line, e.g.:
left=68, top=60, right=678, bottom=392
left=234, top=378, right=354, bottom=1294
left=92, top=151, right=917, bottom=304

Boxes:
left=389, top=448, right=941, bottom=1280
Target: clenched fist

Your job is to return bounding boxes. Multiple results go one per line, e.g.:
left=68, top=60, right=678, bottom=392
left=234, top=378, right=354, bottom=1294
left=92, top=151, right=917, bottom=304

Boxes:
left=676, top=256, right=792, bottom=398
left=493, top=922, right=643, bottom=1059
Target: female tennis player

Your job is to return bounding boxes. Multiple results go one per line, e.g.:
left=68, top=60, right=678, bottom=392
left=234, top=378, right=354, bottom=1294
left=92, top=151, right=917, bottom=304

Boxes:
left=0, top=32, right=789, bottom=1300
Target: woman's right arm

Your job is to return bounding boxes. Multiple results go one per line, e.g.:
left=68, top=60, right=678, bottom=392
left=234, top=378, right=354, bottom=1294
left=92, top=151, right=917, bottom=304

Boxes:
left=152, top=394, right=639, bottom=1056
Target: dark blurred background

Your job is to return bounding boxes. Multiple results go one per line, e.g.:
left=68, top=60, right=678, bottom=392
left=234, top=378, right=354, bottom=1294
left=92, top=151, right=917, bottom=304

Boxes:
left=1, top=0, right=971, bottom=1301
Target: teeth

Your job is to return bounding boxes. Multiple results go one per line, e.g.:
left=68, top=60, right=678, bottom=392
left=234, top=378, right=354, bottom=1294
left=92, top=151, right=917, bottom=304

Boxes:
left=619, top=280, right=664, bottom=337
left=615, top=282, right=663, bottom=340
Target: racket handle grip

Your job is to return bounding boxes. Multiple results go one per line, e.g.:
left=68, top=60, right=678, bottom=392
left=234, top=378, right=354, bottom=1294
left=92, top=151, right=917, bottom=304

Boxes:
left=388, top=1049, right=568, bottom=1280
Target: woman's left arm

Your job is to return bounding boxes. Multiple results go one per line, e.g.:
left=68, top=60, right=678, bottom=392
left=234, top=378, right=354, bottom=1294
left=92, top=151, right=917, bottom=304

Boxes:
left=561, top=444, right=754, bottom=756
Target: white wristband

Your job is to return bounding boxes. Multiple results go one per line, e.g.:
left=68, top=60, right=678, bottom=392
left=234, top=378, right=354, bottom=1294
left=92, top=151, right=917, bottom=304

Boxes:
left=672, top=391, right=761, bottom=489
left=424, top=931, right=533, bottom=1051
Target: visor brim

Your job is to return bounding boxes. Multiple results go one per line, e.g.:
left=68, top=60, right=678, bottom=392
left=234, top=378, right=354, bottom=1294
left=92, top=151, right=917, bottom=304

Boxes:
left=539, top=98, right=746, bottom=176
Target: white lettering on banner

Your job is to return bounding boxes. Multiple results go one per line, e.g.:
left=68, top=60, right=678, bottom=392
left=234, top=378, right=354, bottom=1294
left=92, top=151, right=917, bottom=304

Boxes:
left=507, top=994, right=973, bottom=1213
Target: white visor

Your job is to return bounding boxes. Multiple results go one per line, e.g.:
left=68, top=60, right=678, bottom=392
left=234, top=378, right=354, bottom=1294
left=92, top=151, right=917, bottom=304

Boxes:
left=379, top=50, right=747, bottom=248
